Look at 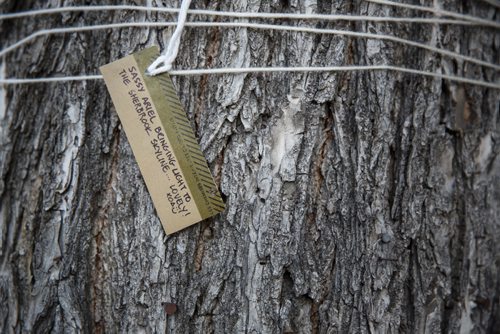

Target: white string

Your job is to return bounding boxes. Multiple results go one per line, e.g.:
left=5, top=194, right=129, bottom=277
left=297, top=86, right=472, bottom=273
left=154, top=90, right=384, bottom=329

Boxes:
left=146, top=0, right=192, bottom=75
left=1, top=22, right=499, bottom=71
left=0, top=75, right=103, bottom=84
left=0, top=23, right=174, bottom=57
left=0, top=66, right=498, bottom=89
left=366, top=0, right=500, bottom=29
left=0, top=5, right=478, bottom=26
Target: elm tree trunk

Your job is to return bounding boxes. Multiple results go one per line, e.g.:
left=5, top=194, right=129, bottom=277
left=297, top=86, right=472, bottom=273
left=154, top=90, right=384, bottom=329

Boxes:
left=1, top=0, right=499, bottom=333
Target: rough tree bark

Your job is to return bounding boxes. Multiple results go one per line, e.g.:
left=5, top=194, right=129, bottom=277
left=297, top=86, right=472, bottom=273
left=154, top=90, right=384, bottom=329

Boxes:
left=0, top=0, right=499, bottom=333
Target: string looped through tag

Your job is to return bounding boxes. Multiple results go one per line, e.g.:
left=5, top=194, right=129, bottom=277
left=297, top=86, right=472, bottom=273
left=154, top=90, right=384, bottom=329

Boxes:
left=146, top=0, right=192, bottom=76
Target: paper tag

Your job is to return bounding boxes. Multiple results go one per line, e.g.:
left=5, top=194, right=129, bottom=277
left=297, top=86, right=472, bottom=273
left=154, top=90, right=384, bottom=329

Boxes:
left=100, top=46, right=225, bottom=234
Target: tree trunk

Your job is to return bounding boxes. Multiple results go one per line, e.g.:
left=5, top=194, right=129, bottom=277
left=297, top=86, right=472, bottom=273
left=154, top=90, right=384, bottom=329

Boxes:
left=1, top=0, right=499, bottom=333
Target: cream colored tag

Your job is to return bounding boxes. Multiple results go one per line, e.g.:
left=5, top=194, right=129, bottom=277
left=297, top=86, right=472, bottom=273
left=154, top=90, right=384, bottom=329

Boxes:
left=100, top=47, right=224, bottom=234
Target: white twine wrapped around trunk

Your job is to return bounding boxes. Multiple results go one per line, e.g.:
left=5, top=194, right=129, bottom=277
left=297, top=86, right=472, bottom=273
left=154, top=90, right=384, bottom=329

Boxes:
left=0, top=1, right=498, bottom=88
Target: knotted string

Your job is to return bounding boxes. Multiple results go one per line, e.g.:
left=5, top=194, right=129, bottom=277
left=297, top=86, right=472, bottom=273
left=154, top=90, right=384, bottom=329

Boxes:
left=146, top=0, right=192, bottom=76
